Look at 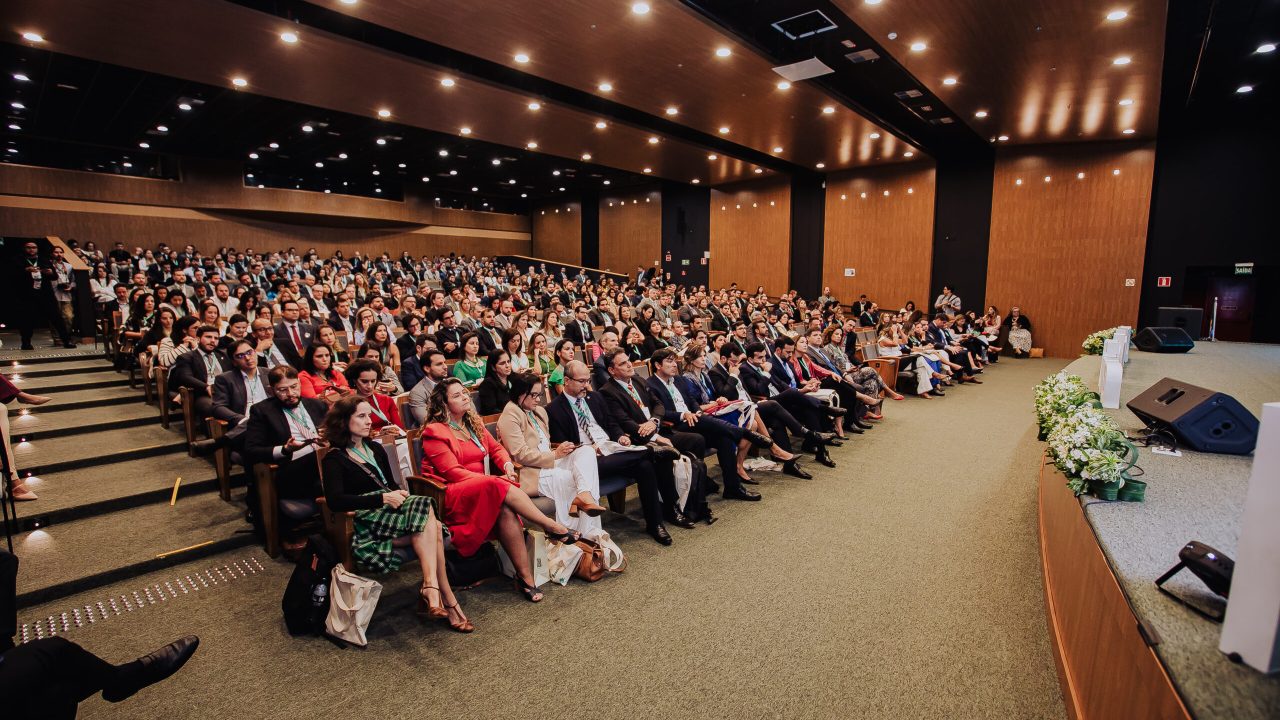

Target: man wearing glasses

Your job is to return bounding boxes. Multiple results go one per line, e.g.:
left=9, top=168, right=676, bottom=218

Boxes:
left=192, top=339, right=268, bottom=457
left=12, top=241, right=76, bottom=349
left=546, top=361, right=673, bottom=545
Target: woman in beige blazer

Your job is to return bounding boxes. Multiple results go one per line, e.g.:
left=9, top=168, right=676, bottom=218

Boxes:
left=497, top=371, right=607, bottom=538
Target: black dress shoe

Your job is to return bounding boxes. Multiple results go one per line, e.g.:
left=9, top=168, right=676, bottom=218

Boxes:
left=782, top=459, right=812, bottom=479
left=20, top=344, right=34, bottom=350
left=704, top=478, right=720, bottom=495
left=664, top=510, right=696, bottom=529
left=723, top=486, right=762, bottom=501
left=814, top=448, right=837, bottom=468
left=647, top=524, right=673, bottom=545
left=826, top=437, right=844, bottom=447
left=701, top=509, right=718, bottom=525
left=805, top=429, right=837, bottom=444
left=853, top=419, right=874, bottom=430
left=846, top=426, right=865, bottom=435
left=63, top=341, right=78, bottom=349
left=103, top=636, right=200, bottom=702
left=189, top=437, right=225, bottom=456
left=647, top=442, right=680, bottom=461
left=744, top=430, right=774, bottom=449
left=824, top=405, right=848, bottom=417
left=738, top=474, right=759, bottom=485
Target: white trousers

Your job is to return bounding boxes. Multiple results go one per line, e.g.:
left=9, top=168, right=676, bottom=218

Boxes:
left=537, top=446, right=603, bottom=540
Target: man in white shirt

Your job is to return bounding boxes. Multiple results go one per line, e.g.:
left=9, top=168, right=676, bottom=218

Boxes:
left=210, top=283, right=239, bottom=318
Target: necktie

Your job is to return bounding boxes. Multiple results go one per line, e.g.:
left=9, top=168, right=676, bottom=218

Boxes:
left=572, top=398, right=593, bottom=440
left=202, top=352, right=217, bottom=381
left=623, top=382, right=643, bottom=408
left=289, top=324, right=303, bottom=352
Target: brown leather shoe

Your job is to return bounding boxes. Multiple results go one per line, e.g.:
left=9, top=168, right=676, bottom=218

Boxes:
left=569, top=497, right=607, bottom=517
left=418, top=583, right=449, bottom=619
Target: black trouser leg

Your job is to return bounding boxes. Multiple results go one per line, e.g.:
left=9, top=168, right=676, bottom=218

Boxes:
left=597, top=451, right=662, bottom=530
left=690, top=416, right=741, bottom=492
left=0, top=636, right=118, bottom=719
left=774, top=389, right=823, bottom=431
left=757, top=401, right=796, bottom=452
left=1, top=550, right=17, bottom=651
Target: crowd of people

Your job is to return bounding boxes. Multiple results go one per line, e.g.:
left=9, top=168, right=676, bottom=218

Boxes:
left=4, top=240, right=1035, bottom=633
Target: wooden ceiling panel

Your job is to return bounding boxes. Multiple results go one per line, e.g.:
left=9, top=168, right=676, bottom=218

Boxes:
left=327, top=0, right=913, bottom=171
left=837, top=0, right=1166, bottom=143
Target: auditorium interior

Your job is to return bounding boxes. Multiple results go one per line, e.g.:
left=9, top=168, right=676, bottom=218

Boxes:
left=0, top=1, right=1277, bottom=718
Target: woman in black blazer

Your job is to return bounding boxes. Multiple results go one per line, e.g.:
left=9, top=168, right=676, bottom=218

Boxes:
left=321, top=395, right=473, bottom=633
left=475, top=348, right=513, bottom=415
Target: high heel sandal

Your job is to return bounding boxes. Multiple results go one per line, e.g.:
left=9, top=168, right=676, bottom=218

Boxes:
left=514, top=576, right=544, bottom=603
left=568, top=497, right=606, bottom=518
left=442, top=601, right=475, bottom=633
left=545, top=527, right=582, bottom=545
left=417, top=582, right=448, bottom=619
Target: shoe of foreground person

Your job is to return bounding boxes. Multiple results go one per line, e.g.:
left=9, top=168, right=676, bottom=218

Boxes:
left=101, top=636, right=200, bottom=702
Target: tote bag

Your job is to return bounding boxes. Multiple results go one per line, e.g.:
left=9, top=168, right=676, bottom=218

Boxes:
left=325, top=565, right=383, bottom=647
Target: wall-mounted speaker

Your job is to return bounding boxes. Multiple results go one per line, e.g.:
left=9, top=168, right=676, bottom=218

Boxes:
left=1133, top=326, right=1195, bottom=353
left=1127, top=377, right=1259, bottom=454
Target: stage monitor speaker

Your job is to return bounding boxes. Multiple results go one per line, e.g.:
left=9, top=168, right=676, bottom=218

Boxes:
left=1127, top=378, right=1259, bottom=454
left=1133, top=326, right=1195, bottom=353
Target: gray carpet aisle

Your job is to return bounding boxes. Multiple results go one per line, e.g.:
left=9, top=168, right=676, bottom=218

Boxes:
left=19, top=358, right=1068, bottom=720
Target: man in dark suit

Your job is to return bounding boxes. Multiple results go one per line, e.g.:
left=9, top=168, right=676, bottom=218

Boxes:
left=590, top=329, right=620, bottom=388
left=434, top=307, right=464, bottom=359
left=327, top=296, right=357, bottom=338
left=927, top=314, right=980, bottom=382
left=597, top=349, right=710, bottom=526
left=12, top=240, right=75, bottom=349
left=741, top=341, right=843, bottom=461
left=561, top=305, right=594, bottom=347
left=167, top=324, right=230, bottom=421
left=646, top=348, right=769, bottom=501
left=588, top=304, right=615, bottom=329
left=242, top=365, right=327, bottom=501
left=475, top=308, right=504, bottom=354
left=191, top=338, right=268, bottom=456
left=272, top=299, right=313, bottom=369
left=707, top=303, right=731, bottom=333
left=546, top=361, right=672, bottom=545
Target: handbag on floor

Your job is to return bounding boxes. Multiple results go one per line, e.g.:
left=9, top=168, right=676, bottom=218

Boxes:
left=596, top=531, right=627, bottom=573
left=325, top=565, right=382, bottom=647
left=574, top=538, right=607, bottom=582
left=281, top=534, right=340, bottom=636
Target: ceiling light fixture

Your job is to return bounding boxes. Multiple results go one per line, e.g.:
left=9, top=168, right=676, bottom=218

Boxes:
left=552, top=170, right=561, bottom=176
left=527, top=141, right=538, bottom=149
left=372, top=170, right=380, bottom=175
left=1118, top=98, right=1134, bottom=106
left=665, top=106, right=678, bottom=115
left=280, top=31, right=299, bottom=43
left=231, top=77, right=248, bottom=88
left=975, top=110, right=989, bottom=118
left=509, top=179, right=517, bottom=184
left=527, top=102, right=541, bottom=111
left=643, top=167, right=652, bottom=173
left=338, top=153, right=348, bottom=159
left=904, top=151, right=914, bottom=157
left=997, top=134, right=1009, bottom=141
left=648, top=136, right=659, bottom=144
left=248, top=152, right=258, bottom=159
left=139, top=142, right=150, bottom=148
left=1044, top=175, right=1051, bottom=182
left=816, top=162, right=825, bottom=169
left=942, top=77, right=958, bottom=86
left=822, top=105, right=836, bottom=114
left=178, top=102, right=192, bottom=111
left=1122, top=128, right=1135, bottom=134
left=910, top=41, right=927, bottom=52
left=1113, top=55, right=1132, bottom=65
left=10, top=102, right=24, bottom=110
left=718, top=126, right=729, bottom=134
left=13, top=73, right=30, bottom=82
left=7, top=123, right=19, bottom=131
left=708, top=154, right=718, bottom=160
left=398, top=163, right=406, bottom=168
left=492, top=159, right=501, bottom=165
left=521, top=193, right=528, bottom=198
left=603, top=180, right=612, bottom=185
left=459, top=126, right=472, bottom=135
left=375, top=138, right=386, bottom=145
left=438, top=149, right=449, bottom=157
left=471, top=186, right=478, bottom=192
left=869, top=132, right=880, bottom=139
left=1077, top=172, right=1086, bottom=179
left=268, top=142, right=279, bottom=148
left=1236, top=85, right=1253, bottom=94
left=598, top=82, right=613, bottom=93
left=1106, top=10, right=1128, bottom=21
left=377, top=108, right=391, bottom=118
left=595, top=121, right=607, bottom=129
left=514, top=53, right=530, bottom=64
left=315, top=162, right=324, bottom=168
left=631, top=3, right=651, bottom=14
left=865, top=0, right=883, bottom=4
left=776, top=81, right=791, bottom=90
left=1113, top=168, right=1121, bottom=175
left=440, top=77, right=455, bottom=87
left=691, top=178, right=701, bottom=184
left=449, top=170, right=457, bottom=175
left=301, top=124, right=313, bottom=132
left=21, top=32, right=44, bottom=43
left=581, top=153, right=592, bottom=160
left=773, top=146, right=783, bottom=153
left=1257, top=43, right=1276, bottom=54
left=754, top=168, right=763, bottom=174
left=156, top=125, right=168, bottom=132
left=715, top=47, right=731, bottom=58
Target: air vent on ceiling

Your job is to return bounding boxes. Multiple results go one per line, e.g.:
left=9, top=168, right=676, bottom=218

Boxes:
left=845, top=49, right=879, bottom=64
left=772, top=10, right=837, bottom=40
left=929, top=117, right=956, bottom=125
left=893, top=89, right=924, bottom=100
left=773, top=57, right=835, bottom=82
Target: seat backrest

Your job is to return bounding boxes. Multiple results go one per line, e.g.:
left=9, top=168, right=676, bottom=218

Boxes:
left=861, top=339, right=880, bottom=360
left=633, top=361, right=651, bottom=380
left=406, top=427, right=423, bottom=473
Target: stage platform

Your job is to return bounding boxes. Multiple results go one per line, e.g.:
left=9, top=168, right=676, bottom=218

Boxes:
left=1052, top=342, right=1280, bottom=719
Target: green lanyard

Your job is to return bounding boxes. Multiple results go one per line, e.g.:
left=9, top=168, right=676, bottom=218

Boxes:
left=368, top=396, right=389, bottom=423
left=348, top=443, right=392, bottom=490
left=448, top=419, right=484, bottom=451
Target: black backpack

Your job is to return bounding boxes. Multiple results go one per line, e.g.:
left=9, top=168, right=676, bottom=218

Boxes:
left=444, top=540, right=501, bottom=589
left=281, top=534, right=340, bottom=636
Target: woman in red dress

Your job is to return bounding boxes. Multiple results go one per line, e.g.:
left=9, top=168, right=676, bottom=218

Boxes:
left=420, top=378, right=580, bottom=602
left=298, top=343, right=351, bottom=404
left=344, top=358, right=403, bottom=433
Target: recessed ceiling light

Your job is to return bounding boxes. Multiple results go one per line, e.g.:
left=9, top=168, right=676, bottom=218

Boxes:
left=508, top=179, right=517, bottom=184
left=552, top=170, right=561, bottom=176
left=459, top=126, right=472, bottom=135
left=665, top=106, right=679, bottom=115
left=648, top=136, right=659, bottom=144
left=1122, top=128, right=1135, bottom=134
left=248, top=152, right=258, bottom=159
left=340, top=0, right=357, bottom=5
left=1106, top=10, right=1128, bottom=21
left=1118, top=98, right=1134, bottom=106
left=257, top=184, right=265, bottom=188
left=643, top=167, right=652, bottom=173
left=869, top=132, right=880, bottom=139
left=315, top=162, right=324, bottom=168
left=907, top=188, right=913, bottom=194
left=715, top=47, right=731, bottom=58
left=528, top=102, right=541, bottom=111
left=776, top=81, right=791, bottom=90
left=324, top=189, right=331, bottom=194
left=156, top=125, right=168, bottom=132
left=178, top=102, right=192, bottom=111
left=1257, top=43, right=1276, bottom=54
left=269, top=142, right=279, bottom=149
left=754, top=168, right=763, bottom=174
left=595, top=121, right=607, bottom=129
left=1113, top=168, right=1121, bottom=175
left=865, top=0, right=882, bottom=4
left=718, top=126, right=730, bottom=134
left=13, top=73, right=30, bottom=82
left=942, top=77, right=958, bottom=86
left=822, top=106, right=836, bottom=114
left=372, top=170, right=380, bottom=176
left=231, top=77, right=248, bottom=88
left=471, top=186, right=478, bottom=192
left=440, top=77, right=456, bottom=88
left=815, top=162, right=825, bottom=169
left=449, top=170, right=457, bottom=175
left=521, top=193, right=528, bottom=198
left=997, top=134, right=1009, bottom=141
left=690, top=178, right=701, bottom=184
left=1015, top=178, right=1023, bottom=185
left=421, top=177, right=430, bottom=182
left=301, top=124, right=313, bottom=132
left=1236, top=85, right=1253, bottom=94
left=139, top=142, right=150, bottom=148
left=398, top=163, right=406, bottom=168
left=527, top=141, right=538, bottom=149
left=910, top=41, right=927, bottom=52
left=1044, top=175, right=1051, bottom=182
left=773, top=146, right=783, bottom=153
left=860, top=192, right=867, bottom=198
left=7, top=123, right=19, bottom=131
left=10, top=102, right=24, bottom=110
left=707, top=154, right=718, bottom=160
left=514, top=53, right=530, bottom=64
left=1113, top=55, right=1131, bottom=65
left=631, top=2, right=651, bottom=14
left=375, top=138, right=386, bottom=145
left=581, top=153, right=592, bottom=160
left=974, top=110, right=989, bottom=118
left=883, top=190, right=890, bottom=196
left=280, top=31, right=299, bottom=44
left=904, top=151, right=914, bottom=157
left=377, top=108, right=391, bottom=118
left=438, top=149, right=449, bottom=157
left=603, top=179, right=612, bottom=185
left=1077, top=172, right=1086, bottom=179
left=338, top=153, right=348, bottom=159
left=21, top=32, right=44, bottom=43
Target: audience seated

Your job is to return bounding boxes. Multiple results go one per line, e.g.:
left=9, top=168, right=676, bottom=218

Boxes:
left=298, top=343, right=351, bottom=403
left=344, top=359, right=402, bottom=434
left=475, top=349, right=513, bottom=416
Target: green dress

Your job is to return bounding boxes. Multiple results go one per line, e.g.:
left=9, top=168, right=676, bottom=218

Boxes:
left=547, top=363, right=566, bottom=387
left=453, top=357, right=486, bottom=386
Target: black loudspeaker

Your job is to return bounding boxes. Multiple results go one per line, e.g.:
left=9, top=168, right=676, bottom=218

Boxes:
left=1127, top=378, right=1259, bottom=454
left=1133, top=326, right=1195, bottom=353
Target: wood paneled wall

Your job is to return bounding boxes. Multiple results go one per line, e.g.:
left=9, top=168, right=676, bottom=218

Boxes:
left=823, top=162, right=936, bottom=311
left=709, top=179, right=790, bottom=294
left=986, top=142, right=1156, bottom=357
left=531, top=202, right=581, bottom=265
left=599, top=187, right=661, bottom=276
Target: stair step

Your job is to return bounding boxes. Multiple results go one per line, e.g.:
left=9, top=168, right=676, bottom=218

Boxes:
left=13, top=423, right=191, bottom=475
left=0, top=347, right=105, bottom=365
left=12, top=442, right=223, bottom=516
left=13, top=371, right=131, bottom=393
left=6, top=385, right=149, bottom=414
left=13, top=490, right=257, bottom=608
left=9, top=411, right=161, bottom=442
left=5, top=359, right=114, bottom=378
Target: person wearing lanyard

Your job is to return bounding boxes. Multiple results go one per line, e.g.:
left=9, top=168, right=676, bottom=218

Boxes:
left=192, top=339, right=268, bottom=456
left=320, top=396, right=472, bottom=633
left=420, top=378, right=581, bottom=603
left=344, top=359, right=403, bottom=434
left=243, top=366, right=328, bottom=519
left=496, top=371, right=607, bottom=540
left=166, top=325, right=228, bottom=422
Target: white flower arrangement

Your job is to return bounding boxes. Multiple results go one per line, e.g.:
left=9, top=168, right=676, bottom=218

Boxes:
left=1034, top=372, right=1140, bottom=499
left=1081, top=327, right=1118, bottom=355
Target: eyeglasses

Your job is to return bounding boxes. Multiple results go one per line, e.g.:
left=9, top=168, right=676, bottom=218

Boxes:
left=233, top=351, right=256, bottom=360
left=565, top=376, right=591, bottom=384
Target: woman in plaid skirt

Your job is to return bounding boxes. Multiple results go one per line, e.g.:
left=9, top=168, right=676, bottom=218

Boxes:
left=321, top=395, right=473, bottom=633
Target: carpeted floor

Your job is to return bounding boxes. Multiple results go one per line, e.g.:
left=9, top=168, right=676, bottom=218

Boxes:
left=18, top=357, right=1069, bottom=720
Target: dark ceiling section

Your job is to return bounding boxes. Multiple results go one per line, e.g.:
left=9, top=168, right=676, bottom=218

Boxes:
left=0, top=43, right=654, bottom=213
left=229, top=0, right=807, bottom=177
left=680, top=0, right=991, bottom=161
left=1163, top=0, right=1278, bottom=114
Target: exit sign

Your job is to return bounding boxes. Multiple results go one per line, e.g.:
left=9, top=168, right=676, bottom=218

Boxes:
left=1157, top=276, right=1172, bottom=287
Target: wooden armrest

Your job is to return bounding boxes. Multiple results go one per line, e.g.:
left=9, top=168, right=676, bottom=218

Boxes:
left=315, top=497, right=356, bottom=571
